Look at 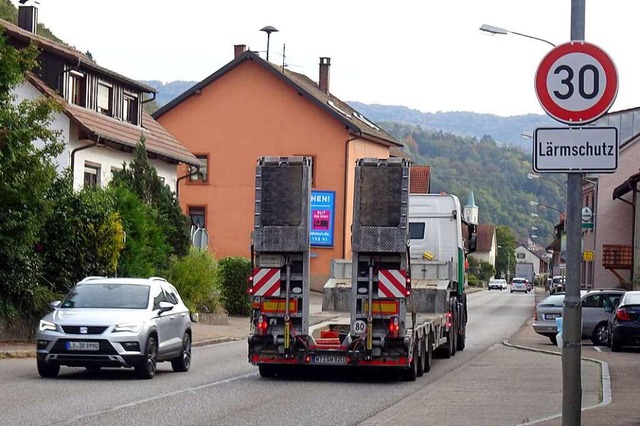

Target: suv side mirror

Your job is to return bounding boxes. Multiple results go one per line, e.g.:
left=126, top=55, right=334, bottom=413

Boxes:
left=50, top=300, right=62, bottom=309
left=158, top=301, right=174, bottom=313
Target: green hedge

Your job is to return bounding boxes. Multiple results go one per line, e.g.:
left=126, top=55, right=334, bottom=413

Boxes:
left=217, top=257, right=251, bottom=316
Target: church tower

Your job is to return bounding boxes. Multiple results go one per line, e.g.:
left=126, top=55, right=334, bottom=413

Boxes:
left=464, top=191, right=478, bottom=225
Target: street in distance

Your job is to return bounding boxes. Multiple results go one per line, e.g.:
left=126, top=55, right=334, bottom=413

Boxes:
left=533, top=127, right=618, bottom=173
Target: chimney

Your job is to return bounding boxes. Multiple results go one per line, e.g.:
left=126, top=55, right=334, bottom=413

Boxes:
left=234, top=44, right=247, bottom=58
left=319, top=57, right=331, bottom=93
left=18, top=5, right=38, bottom=34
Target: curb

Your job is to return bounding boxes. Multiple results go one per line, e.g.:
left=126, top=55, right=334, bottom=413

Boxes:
left=502, top=339, right=612, bottom=425
left=0, top=350, right=36, bottom=359
left=192, top=337, right=244, bottom=347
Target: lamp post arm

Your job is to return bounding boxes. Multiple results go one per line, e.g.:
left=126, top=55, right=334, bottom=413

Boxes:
left=508, top=30, right=556, bottom=48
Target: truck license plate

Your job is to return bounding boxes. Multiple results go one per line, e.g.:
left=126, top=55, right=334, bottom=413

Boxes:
left=65, top=341, right=99, bottom=351
left=312, top=355, right=346, bottom=365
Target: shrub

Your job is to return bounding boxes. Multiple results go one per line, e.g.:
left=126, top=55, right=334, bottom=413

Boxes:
left=166, top=248, right=220, bottom=313
left=467, top=275, right=481, bottom=288
left=216, top=257, right=251, bottom=316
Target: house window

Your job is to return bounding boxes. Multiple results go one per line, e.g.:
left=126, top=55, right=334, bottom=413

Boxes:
left=189, top=155, right=209, bottom=183
left=517, top=253, right=526, bottom=259
left=67, top=71, right=85, bottom=106
left=123, top=93, right=138, bottom=124
left=97, top=81, right=112, bottom=116
left=84, top=163, right=101, bottom=188
left=189, top=206, right=206, bottom=228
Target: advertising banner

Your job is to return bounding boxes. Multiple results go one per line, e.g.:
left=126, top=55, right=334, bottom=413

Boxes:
left=310, top=190, right=335, bottom=247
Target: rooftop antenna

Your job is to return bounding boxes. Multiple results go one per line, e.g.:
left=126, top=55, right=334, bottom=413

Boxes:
left=281, top=43, right=286, bottom=72
left=260, top=25, right=279, bottom=61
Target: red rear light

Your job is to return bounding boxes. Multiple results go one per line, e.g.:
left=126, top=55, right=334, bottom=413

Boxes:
left=389, top=316, right=400, bottom=338
left=446, top=312, right=452, bottom=328
left=533, top=307, right=538, bottom=321
left=616, top=308, right=631, bottom=321
left=405, top=273, right=411, bottom=296
left=257, top=315, right=268, bottom=335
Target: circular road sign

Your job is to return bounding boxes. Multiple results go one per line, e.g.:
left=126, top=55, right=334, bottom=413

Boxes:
left=535, top=41, right=618, bottom=125
left=581, top=207, right=593, bottom=223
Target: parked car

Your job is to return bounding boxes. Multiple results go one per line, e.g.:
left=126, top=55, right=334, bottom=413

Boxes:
left=488, top=278, right=507, bottom=290
left=550, top=276, right=566, bottom=294
left=607, top=290, right=640, bottom=352
left=510, top=277, right=529, bottom=293
left=533, top=289, right=625, bottom=345
left=36, top=276, right=192, bottom=379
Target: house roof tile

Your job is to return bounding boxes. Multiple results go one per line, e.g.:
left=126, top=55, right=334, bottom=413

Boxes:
left=410, top=166, right=431, bottom=194
left=153, top=51, right=402, bottom=148
left=476, top=224, right=495, bottom=252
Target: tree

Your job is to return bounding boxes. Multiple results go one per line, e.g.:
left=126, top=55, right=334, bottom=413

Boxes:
left=496, top=225, right=517, bottom=280
left=0, top=34, right=64, bottom=317
left=110, top=139, right=191, bottom=273
left=40, top=171, right=125, bottom=293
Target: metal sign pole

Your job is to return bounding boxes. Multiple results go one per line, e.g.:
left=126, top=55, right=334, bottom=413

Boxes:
left=563, top=2, right=585, bottom=425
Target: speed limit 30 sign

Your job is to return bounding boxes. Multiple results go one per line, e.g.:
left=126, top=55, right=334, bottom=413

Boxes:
left=535, top=41, right=618, bottom=125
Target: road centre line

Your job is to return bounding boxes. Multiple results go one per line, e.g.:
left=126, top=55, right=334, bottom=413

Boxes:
left=57, top=371, right=259, bottom=425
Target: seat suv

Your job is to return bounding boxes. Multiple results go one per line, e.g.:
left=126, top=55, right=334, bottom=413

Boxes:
left=36, top=276, right=192, bottom=379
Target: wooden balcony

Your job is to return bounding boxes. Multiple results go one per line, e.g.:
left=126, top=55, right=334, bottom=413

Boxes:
left=602, top=244, right=632, bottom=270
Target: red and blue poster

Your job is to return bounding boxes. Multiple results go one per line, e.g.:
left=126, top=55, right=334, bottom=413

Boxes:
left=310, top=190, right=335, bottom=247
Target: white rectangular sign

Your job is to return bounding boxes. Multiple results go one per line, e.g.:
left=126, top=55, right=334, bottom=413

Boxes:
left=533, top=127, right=618, bottom=173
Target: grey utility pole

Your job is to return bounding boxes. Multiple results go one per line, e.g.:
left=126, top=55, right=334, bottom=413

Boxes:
left=563, top=1, right=585, bottom=425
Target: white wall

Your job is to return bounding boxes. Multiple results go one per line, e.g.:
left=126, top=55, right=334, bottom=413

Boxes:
left=14, top=81, right=178, bottom=193
left=515, top=246, right=542, bottom=275
left=14, top=81, right=70, bottom=170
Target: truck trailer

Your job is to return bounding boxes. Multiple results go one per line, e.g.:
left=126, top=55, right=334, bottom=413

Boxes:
left=248, top=157, right=476, bottom=380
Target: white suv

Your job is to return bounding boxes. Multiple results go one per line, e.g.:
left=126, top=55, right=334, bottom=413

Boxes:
left=36, top=276, right=192, bottom=379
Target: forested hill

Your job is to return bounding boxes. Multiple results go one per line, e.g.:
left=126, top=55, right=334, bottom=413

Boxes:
left=349, top=102, right=556, bottom=151
left=383, top=122, right=564, bottom=242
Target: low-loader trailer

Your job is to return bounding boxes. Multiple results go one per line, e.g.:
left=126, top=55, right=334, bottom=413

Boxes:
left=248, top=157, right=476, bottom=380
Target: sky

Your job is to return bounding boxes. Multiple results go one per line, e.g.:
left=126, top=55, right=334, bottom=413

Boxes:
left=12, top=0, right=640, bottom=117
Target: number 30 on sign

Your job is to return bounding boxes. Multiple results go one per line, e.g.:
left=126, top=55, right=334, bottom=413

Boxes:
left=535, top=41, right=618, bottom=125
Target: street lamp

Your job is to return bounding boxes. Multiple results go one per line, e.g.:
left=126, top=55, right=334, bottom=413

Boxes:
left=479, top=24, right=556, bottom=48
left=530, top=200, right=564, bottom=216
left=527, top=173, right=567, bottom=197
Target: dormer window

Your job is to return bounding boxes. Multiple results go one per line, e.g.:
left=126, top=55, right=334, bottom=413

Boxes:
left=123, top=92, right=138, bottom=125
left=97, top=81, right=112, bottom=116
left=67, top=70, right=85, bottom=106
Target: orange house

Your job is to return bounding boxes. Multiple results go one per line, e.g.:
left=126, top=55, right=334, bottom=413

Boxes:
left=154, top=46, right=402, bottom=290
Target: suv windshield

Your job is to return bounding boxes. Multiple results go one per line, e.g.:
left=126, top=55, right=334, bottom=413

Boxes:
left=62, top=284, right=150, bottom=309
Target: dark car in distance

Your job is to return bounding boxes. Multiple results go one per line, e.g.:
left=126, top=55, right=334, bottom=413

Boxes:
left=607, top=291, right=640, bottom=352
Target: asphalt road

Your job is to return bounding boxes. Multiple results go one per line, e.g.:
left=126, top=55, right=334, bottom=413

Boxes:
left=0, top=290, right=535, bottom=426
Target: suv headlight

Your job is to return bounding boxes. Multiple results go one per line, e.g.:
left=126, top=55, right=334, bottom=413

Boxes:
left=113, top=321, right=142, bottom=333
left=39, top=320, right=56, bottom=332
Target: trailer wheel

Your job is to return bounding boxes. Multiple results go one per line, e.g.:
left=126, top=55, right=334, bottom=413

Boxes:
left=425, top=335, right=433, bottom=373
left=417, top=338, right=426, bottom=377
left=450, top=314, right=457, bottom=356
left=457, top=323, right=466, bottom=351
left=402, top=343, right=418, bottom=382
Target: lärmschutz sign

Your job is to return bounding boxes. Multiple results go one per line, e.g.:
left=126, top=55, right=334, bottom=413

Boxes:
left=533, top=127, right=618, bottom=173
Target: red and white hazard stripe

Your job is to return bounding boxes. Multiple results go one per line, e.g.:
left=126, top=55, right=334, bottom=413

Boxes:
left=377, top=269, right=408, bottom=298
left=251, top=268, right=281, bottom=297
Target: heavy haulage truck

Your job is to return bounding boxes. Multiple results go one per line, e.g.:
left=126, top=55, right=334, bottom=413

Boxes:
left=248, top=156, right=477, bottom=381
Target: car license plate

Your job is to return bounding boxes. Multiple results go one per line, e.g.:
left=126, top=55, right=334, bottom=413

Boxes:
left=65, top=341, right=99, bottom=351
left=545, top=313, right=561, bottom=320
left=312, top=355, right=346, bottom=365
